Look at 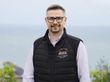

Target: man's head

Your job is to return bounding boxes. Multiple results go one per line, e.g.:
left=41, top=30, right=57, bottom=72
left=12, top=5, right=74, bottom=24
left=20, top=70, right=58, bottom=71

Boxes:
left=45, top=4, right=67, bottom=34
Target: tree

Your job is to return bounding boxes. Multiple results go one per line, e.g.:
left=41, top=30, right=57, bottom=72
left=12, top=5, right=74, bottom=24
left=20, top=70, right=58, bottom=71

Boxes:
left=90, top=59, right=110, bottom=82
left=0, top=62, right=17, bottom=82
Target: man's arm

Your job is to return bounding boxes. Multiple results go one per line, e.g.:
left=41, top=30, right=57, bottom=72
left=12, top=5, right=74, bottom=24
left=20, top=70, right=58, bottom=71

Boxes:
left=77, top=41, right=91, bottom=82
left=22, top=46, right=34, bottom=82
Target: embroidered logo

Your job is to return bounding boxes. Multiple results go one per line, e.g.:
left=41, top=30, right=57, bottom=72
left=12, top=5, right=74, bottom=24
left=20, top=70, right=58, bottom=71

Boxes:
left=57, top=48, right=68, bottom=59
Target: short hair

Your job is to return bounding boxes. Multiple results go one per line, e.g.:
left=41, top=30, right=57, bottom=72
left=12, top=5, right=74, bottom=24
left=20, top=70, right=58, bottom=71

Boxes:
left=46, top=4, right=65, bottom=13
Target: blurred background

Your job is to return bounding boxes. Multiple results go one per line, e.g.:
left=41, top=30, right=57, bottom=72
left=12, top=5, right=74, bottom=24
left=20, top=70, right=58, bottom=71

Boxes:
left=0, top=0, right=110, bottom=71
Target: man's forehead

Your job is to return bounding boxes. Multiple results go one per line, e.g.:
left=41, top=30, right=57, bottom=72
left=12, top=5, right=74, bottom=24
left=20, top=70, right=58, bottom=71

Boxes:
left=46, top=10, right=65, bottom=16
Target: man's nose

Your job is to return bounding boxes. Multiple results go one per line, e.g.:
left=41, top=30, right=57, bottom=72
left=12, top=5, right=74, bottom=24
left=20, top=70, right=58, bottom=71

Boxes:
left=53, top=19, right=57, bottom=23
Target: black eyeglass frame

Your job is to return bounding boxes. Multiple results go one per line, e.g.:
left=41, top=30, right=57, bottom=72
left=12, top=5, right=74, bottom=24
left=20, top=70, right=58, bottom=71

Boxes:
left=46, top=16, right=65, bottom=23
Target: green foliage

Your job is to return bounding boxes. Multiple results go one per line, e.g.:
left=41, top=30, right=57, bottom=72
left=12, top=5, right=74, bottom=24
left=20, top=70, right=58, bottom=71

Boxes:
left=0, top=62, right=17, bottom=82
left=91, top=69, right=108, bottom=82
left=90, top=59, right=110, bottom=82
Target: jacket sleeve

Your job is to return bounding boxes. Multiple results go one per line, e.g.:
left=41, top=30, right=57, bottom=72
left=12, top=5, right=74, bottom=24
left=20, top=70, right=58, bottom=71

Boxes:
left=77, top=41, right=91, bottom=82
left=22, top=46, right=34, bottom=82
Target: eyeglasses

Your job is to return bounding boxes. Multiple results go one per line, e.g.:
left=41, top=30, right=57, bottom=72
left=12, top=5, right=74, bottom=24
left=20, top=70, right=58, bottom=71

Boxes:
left=46, top=16, right=64, bottom=23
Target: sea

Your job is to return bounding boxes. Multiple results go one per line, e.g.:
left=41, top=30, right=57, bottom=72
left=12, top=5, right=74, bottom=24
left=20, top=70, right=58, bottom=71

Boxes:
left=0, top=24, right=110, bottom=70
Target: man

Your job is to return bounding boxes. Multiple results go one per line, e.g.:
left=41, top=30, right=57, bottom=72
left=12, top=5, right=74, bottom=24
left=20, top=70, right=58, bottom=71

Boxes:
left=23, top=4, right=91, bottom=82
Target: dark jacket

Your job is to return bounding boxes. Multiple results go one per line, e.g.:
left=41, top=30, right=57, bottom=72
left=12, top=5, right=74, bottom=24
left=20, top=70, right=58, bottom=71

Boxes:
left=33, top=28, right=82, bottom=82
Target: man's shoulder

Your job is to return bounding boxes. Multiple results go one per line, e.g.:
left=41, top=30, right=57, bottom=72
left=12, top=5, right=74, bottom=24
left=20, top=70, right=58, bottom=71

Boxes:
left=34, top=36, right=44, bottom=45
left=67, top=34, right=83, bottom=42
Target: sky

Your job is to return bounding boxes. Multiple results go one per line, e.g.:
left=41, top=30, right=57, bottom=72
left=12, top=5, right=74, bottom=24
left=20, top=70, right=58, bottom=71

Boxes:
left=0, top=0, right=110, bottom=27
left=0, top=0, right=110, bottom=69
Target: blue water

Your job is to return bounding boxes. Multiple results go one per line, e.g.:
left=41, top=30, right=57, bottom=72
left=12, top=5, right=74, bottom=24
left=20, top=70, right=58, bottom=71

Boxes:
left=0, top=25, right=110, bottom=70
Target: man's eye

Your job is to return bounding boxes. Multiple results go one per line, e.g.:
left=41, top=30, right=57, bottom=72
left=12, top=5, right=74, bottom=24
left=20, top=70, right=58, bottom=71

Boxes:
left=57, top=17, right=63, bottom=20
left=50, top=17, right=55, bottom=20
left=56, top=17, right=60, bottom=19
left=48, top=17, right=54, bottom=20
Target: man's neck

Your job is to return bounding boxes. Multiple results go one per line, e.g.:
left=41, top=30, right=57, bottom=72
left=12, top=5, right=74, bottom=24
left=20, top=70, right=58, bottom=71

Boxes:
left=48, top=30, right=64, bottom=43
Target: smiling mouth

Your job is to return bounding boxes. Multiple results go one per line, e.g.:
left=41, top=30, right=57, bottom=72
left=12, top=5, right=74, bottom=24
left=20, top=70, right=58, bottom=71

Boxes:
left=51, top=24, right=60, bottom=27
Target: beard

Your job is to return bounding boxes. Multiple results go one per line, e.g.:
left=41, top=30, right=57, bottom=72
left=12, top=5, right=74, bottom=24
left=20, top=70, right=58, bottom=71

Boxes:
left=50, top=24, right=61, bottom=33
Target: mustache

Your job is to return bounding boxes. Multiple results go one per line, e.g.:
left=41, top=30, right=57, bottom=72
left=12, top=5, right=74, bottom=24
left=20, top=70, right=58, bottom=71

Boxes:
left=51, top=24, right=61, bottom=27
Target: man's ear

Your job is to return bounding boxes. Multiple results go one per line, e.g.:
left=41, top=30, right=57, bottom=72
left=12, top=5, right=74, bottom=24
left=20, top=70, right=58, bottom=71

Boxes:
left=64, top=17, right=67, bottom=22
left=45, top=17, right=46, bottom=21
left=45, top=17, right=47, bottom=23
left=45, top=17, right=49, bottom=24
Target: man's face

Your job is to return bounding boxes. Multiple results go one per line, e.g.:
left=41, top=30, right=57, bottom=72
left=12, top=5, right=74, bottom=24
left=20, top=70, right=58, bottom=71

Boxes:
left=45, top=9, right=67, bottom=33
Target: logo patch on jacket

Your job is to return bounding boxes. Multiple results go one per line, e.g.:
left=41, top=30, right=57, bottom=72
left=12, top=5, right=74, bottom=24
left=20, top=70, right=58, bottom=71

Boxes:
left=57, top=48, right=68, bottom=59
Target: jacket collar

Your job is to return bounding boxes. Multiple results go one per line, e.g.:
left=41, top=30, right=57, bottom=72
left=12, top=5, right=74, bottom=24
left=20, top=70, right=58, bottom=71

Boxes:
left=43, top=28, right=67, bottom=41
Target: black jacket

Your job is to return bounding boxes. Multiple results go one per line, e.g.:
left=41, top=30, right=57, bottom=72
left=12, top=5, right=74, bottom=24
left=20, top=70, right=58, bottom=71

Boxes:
left=33, top=28, right=82, bottom=82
